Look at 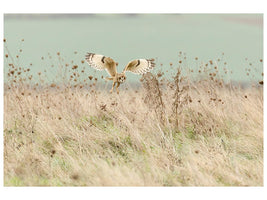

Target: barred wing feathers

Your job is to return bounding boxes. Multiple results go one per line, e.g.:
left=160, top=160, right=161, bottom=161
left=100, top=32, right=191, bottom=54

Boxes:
left=123, top=59, right=155, bottom=75
left=85, top=53, right=117, bottom=77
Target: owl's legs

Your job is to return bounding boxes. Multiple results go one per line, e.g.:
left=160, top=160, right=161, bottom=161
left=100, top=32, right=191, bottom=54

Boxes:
left=116, top=82, right=121, bottom=94
left=110, top=81, right=116, bottom=93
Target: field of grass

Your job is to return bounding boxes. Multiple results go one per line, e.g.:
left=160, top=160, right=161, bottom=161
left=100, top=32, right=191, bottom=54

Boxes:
left=3, top=42, right=263, bottom=186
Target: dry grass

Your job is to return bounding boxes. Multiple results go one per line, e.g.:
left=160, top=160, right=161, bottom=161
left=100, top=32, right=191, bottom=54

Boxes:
left=3, top=41, right=263, bottom=186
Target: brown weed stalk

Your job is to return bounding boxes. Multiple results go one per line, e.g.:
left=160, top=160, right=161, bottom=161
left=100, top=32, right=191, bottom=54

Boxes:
left=171, top=67, right=191, bottom=129
left=141, top=72, right=166, bottom=125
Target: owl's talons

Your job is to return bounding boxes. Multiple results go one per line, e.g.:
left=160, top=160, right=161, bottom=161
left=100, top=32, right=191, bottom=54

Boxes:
left=117, top=90, right=119, bottom=94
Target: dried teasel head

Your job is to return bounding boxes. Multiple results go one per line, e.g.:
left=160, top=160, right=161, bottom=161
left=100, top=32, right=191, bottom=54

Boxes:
left=72, top=65, right=78, bottom=70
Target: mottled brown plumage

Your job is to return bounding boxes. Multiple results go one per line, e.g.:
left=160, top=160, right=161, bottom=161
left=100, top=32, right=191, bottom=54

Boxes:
left=85, top=53, right=155, bottom=94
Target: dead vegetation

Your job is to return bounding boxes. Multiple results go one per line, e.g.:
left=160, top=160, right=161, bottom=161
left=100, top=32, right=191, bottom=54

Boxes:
left=3, top=40, right=263, bottom=186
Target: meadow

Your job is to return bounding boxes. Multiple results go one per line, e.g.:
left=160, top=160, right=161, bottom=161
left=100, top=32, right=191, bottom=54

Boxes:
left=3, top=40, right=263, bottom=186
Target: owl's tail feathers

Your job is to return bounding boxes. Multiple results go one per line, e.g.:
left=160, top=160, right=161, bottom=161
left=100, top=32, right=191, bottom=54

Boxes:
left=105, top=77, right=114, bottom=81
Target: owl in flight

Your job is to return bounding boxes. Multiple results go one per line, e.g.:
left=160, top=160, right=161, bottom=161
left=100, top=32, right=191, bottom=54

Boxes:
left=85, top=53, right=156, bottom=94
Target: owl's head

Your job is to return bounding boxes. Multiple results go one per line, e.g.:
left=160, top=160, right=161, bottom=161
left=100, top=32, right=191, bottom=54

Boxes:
left=117, top=73, right=126, bottom=83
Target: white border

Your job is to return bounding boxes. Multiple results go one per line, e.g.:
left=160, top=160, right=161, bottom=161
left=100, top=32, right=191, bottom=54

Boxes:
left=1, top=0, right=266, bottom=13
left=1, top=0, right=266, bottom=200
left=1, top=187, right=266, bottom=200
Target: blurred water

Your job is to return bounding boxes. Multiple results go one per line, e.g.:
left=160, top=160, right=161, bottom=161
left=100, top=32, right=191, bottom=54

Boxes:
left=4, top=14, right=263, bottom=83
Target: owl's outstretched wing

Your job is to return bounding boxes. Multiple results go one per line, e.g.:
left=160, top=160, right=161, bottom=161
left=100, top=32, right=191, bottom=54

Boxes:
left=123, top=59, right=155, bottom=75
left=85, top=53, right=117, bottom=77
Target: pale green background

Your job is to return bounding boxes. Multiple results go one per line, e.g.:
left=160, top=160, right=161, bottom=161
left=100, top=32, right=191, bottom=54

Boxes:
left=4, top=14, right=263, bottom=83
